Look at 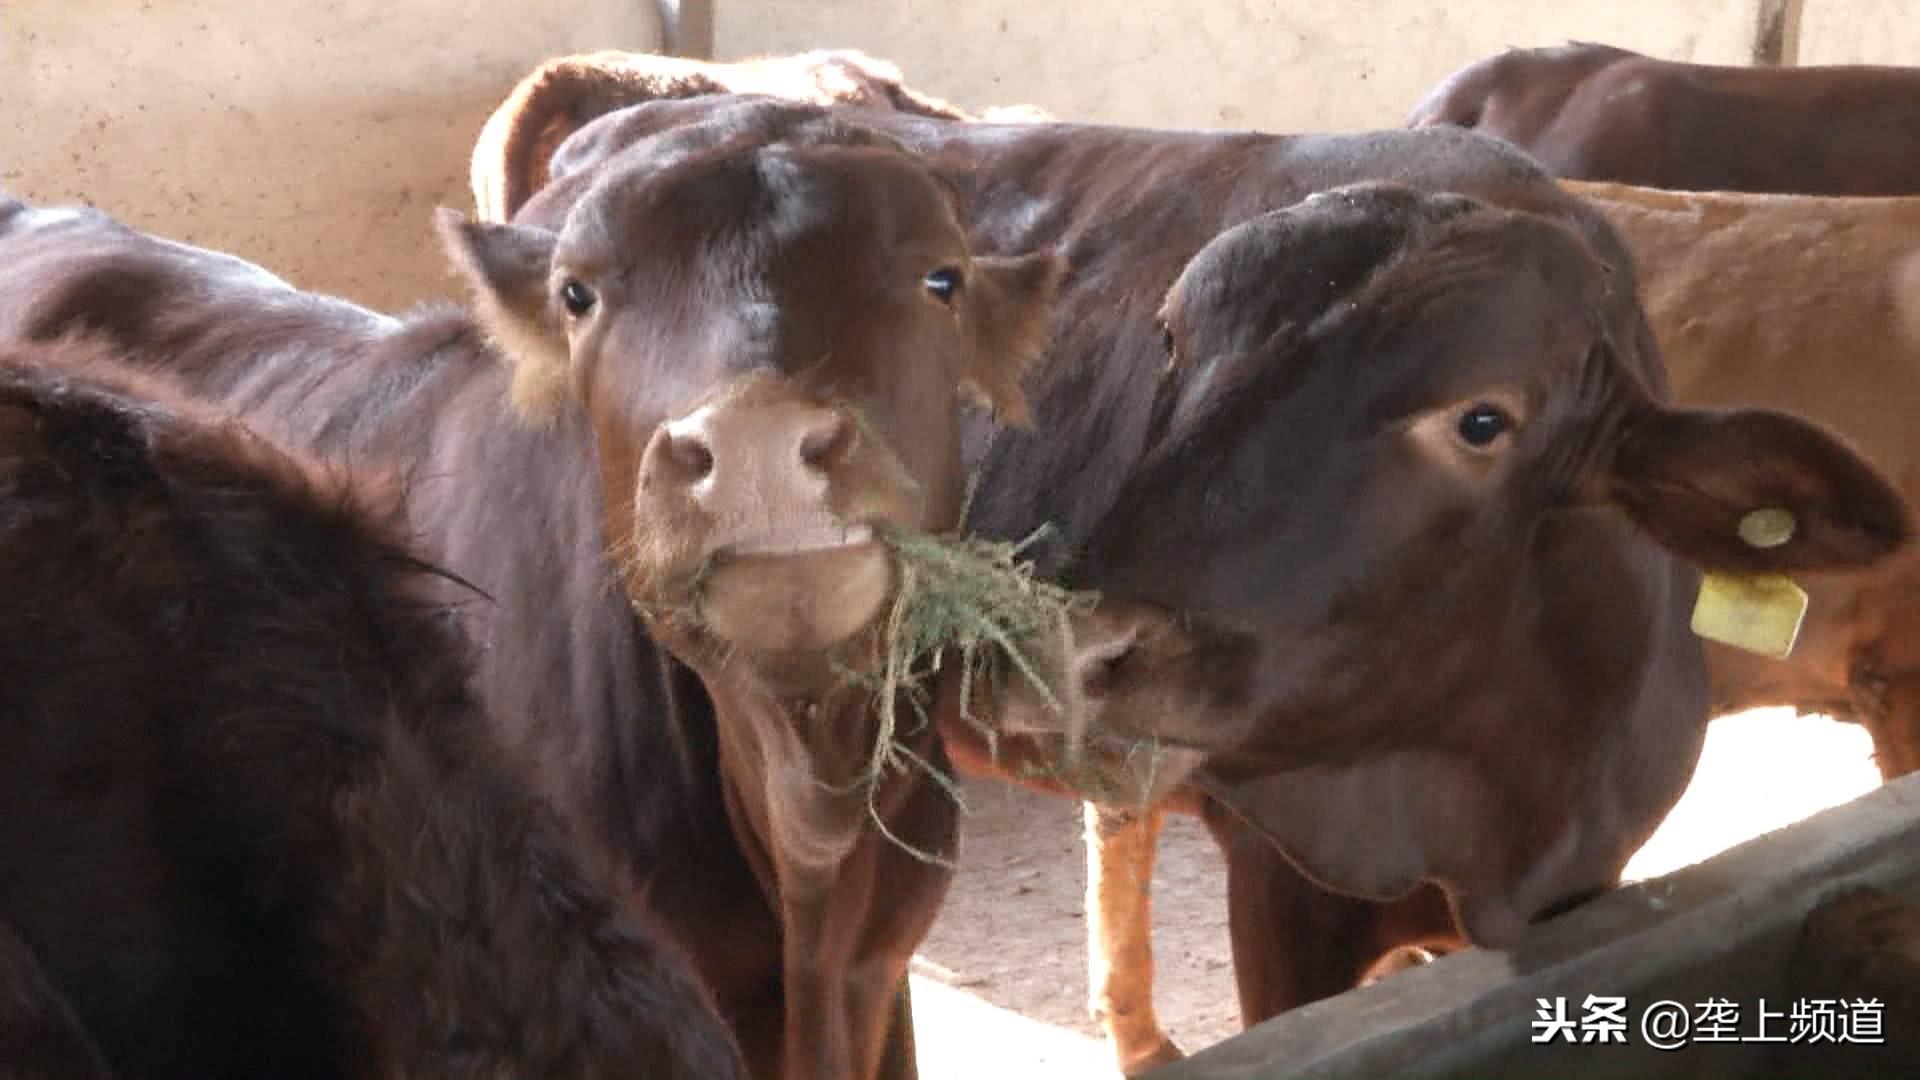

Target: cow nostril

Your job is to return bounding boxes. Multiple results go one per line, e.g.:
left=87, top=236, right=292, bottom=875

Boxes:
left=799, top=414, right=856, bottom=470
left=662, top=431, right=714, bottom=481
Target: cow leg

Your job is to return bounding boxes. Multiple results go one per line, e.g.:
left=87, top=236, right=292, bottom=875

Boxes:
left=1201, top=800, right=1459, bottom=1023
left=1085, top=800, right=1182, bottom=1076
left=873, top=976, right=918, bottom=1080
left=0, top=918, right=115, bottom=1080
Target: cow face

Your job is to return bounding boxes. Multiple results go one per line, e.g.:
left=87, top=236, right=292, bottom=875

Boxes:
left=1001, top=182, right=1910, bottom=941
left=440, top=103, right=1060, bottom=678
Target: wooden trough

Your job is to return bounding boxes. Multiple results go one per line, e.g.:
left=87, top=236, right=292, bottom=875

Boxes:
left=1150, top=770, right=1920, bottom=1079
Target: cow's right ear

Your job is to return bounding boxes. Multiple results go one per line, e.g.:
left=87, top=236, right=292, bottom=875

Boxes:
left=435, top=208, right=572, bottom=419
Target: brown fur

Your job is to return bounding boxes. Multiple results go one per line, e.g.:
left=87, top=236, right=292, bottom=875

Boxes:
left=0, top=920, right=114, bottom=1080
left=0, top=337, right=744, bottom=1079
left=1407, top=41, right=1920, bottom=196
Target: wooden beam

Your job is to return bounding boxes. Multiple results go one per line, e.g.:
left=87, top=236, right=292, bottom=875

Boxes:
left=657, top=0, right=714, bottom=59
left=1148, top=772, right=1920, bottom=1079
left=1760, top=886, right=1920, bottom=1076
left=1751, top=0, right=1806, bottom=67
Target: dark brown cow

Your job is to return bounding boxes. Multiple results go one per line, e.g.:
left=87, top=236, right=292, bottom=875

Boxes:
left=491, top=85, right=1911, bottom=1073
left=1405, top=42, right=1920, bottom=196
left=0, top=104, right=1061, bottom=1080
left=0, top=337, right=745, bottom=1080
left=1064, top=178, right=1920, bottom=1071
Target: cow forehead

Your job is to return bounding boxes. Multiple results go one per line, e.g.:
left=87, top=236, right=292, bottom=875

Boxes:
left=1177, top=201, right=1608, bottom=360
left=1162, top=206, right=1615, bottom=440
left=1190, top=195, right=1604, bottom=311
left=561, top=140, right=964, bottom=278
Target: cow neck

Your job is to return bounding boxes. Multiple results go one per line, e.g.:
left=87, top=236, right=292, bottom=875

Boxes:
left=699, top=670, right=958, bottom=1080
left=693, top=644, right=938, bottom=891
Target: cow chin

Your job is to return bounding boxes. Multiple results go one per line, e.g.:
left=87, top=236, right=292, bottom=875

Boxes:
left=695, top=540, right=894, bottom=654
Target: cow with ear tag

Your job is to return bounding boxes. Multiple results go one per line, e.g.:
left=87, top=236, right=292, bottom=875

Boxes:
left=0, top=97, right=1065, bottom=1080
left=987, top=180, right=1908, bottom=1063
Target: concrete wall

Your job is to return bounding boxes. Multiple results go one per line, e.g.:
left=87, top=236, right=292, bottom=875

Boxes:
left=1802, top=0, right=1920, bottom=63
left=0, top=2, right=662, bottom=310
left=714, top=0, right=1916, bottom=132
left=4, top=2, right=1914, bottom=310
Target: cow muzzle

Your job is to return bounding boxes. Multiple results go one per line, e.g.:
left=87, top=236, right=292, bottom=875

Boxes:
left=631, top=379, right=921, bottom=654
left=991, top=604, right=1209, bottom=806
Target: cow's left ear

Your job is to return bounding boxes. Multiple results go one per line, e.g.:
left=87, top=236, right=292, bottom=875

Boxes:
left=435, top=208, right=572, bottom=419
left=963, top=251, right=1066, bottom=427
left=1604, top=406, right=1911, bottom=574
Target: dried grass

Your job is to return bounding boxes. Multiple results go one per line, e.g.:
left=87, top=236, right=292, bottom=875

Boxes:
left=825, top=523, right=1093, bottom=865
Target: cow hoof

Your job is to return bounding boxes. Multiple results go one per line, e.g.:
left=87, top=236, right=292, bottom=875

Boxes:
left=1119, top=1037, right=1184, bottom=1077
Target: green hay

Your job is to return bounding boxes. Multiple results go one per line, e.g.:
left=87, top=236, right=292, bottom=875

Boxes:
left=826, top=522, right=1095, bottom=867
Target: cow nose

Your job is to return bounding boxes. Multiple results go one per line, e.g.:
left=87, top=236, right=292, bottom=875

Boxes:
left=644, top=399, right=857, bottom=508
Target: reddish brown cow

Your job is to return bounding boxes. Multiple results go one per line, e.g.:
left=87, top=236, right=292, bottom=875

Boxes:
left=1405, top=42, right=1920, bottom=196
left=0, top=337, right=745, bottom=1080
left=489, top=84, right=1912, bottom=1074
left=0, top=103, right=1061, bottom=1080
left=1054, top=180, right=1920, bottom=1071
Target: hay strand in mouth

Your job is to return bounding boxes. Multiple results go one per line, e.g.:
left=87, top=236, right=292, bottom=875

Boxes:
left=827, top=522, right=1093, bottom=866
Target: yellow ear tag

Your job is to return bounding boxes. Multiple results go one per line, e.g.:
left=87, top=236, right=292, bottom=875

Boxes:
left=1691, top=572, right=1808, bottom=659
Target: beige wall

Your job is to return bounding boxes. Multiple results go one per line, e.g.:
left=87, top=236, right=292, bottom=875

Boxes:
left=716, top=0, right=1918, bottom=132
left=714, top=0, right=1769, bottom=131
left=1801, top=0, right=1920, bottom=63
left=1, top=2, right=661, bottom=310
left=5, top=1, right=1914, bottom=312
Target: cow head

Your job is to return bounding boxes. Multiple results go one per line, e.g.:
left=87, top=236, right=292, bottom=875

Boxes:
left=1001, top=182, right=1910, bottom=942
left=439, top=102, right=1060, bottom=685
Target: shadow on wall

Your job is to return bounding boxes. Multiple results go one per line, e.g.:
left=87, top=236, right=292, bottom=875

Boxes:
left=0, top=3, right=662, bottom=311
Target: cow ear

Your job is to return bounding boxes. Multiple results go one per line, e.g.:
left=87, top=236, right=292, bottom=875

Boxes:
left=964, top=251, right=1065, bottom=427
left=435, top=208, right=573, bottom=420
left=1604, top=406, right=1911, bottom=575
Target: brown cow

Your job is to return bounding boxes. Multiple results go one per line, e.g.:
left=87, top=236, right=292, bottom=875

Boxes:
left=486, top=83, right=1911, bottom=1074
left=0, top=337, right=745, bottom=1079
left=1023, top=179, right=1920, bottom=1070
left=1405, top=42, right=1920, bottom=196
left=0, top=102, right=1062, bottom=1080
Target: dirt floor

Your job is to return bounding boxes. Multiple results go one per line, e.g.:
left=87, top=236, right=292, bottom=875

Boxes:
left=908, top=707, right=1885, bottom=1078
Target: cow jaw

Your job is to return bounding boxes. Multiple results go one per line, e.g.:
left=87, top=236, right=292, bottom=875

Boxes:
left=697, top=540, right=893, bottom=653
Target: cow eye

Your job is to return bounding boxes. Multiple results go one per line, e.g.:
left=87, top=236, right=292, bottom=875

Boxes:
left=560, top=279, right=597, bottom=317
left=1157, top=321, right=1174, bottom=358
left=923, top=267, right=962, bottom=303
left=1456, top=403, right=1513, bottom=448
